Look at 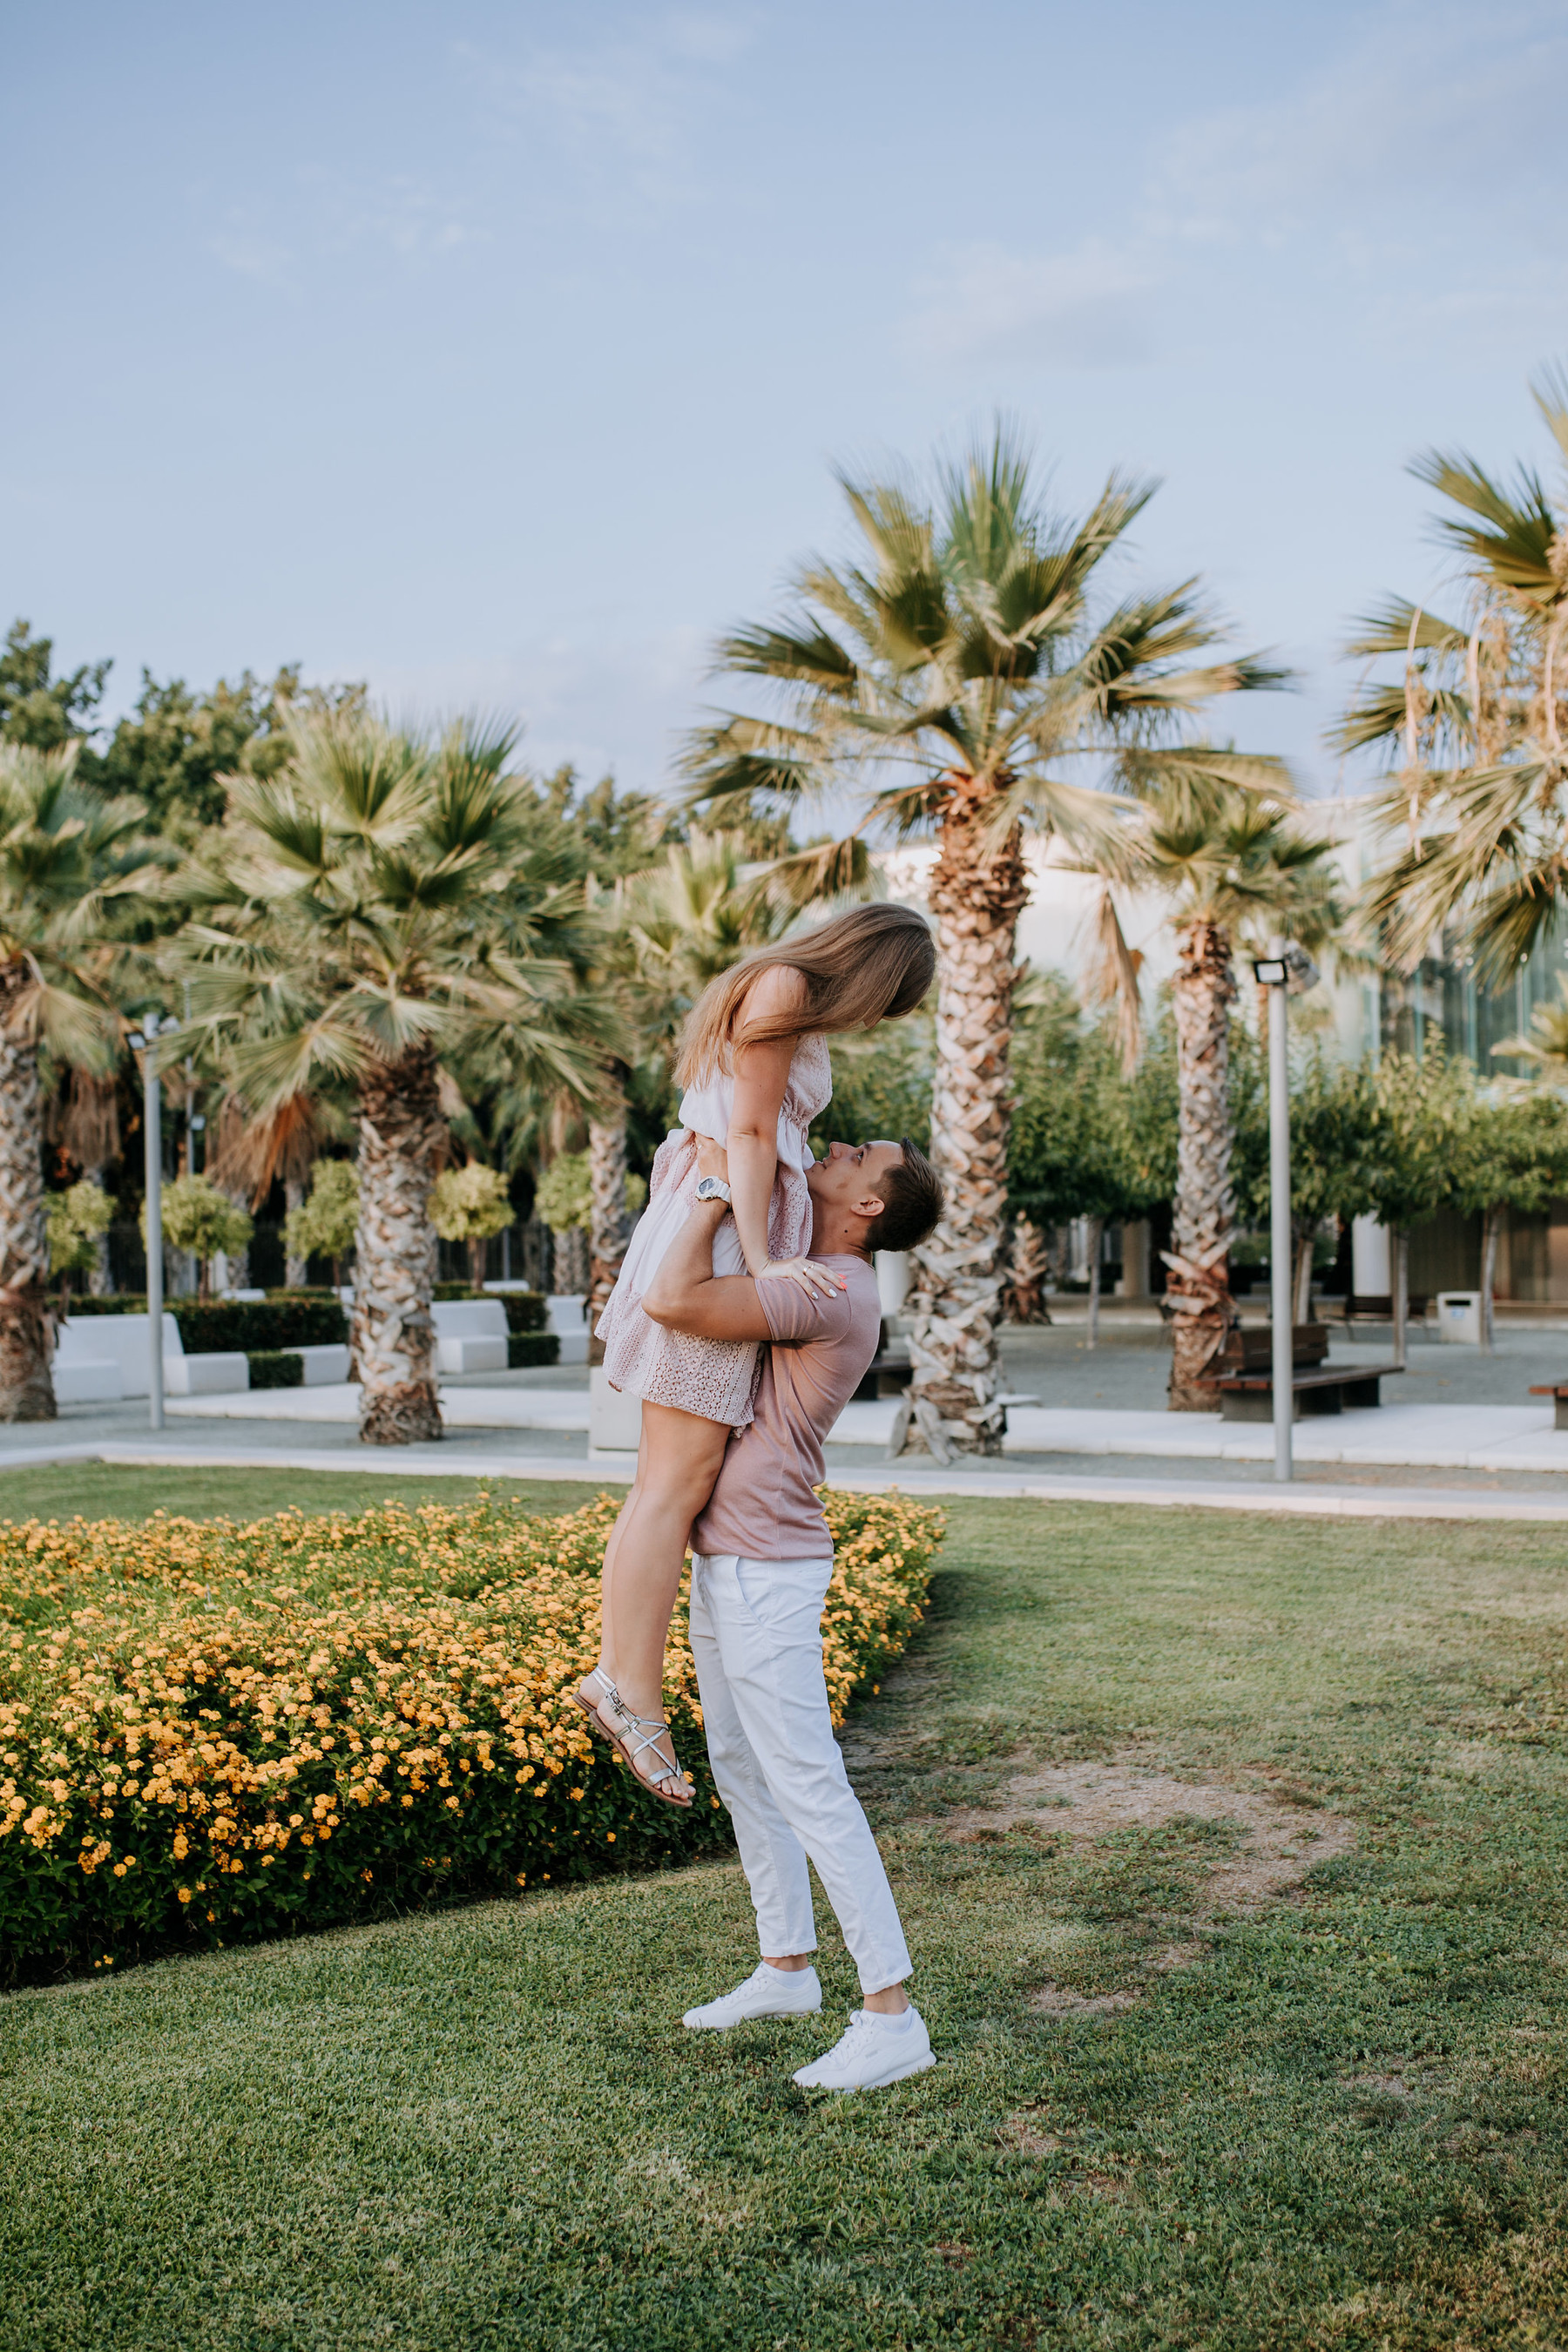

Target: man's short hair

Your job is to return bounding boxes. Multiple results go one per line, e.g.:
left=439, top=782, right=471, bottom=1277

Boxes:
left=869, top=1139, right=944, bottom=1254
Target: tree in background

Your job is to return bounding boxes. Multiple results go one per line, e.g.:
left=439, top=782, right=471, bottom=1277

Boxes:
left=0, top=744, right=165, bottom=1418
left=685, top=422, right=1284, bottom=1456
left=535, top=1151, right=591, bottom=1295
left=430, top=1162, right=515, bottom=1294
left=148, top=1174, right=253, bottom=1301
left=1352, top=371, right=1568, bottom=978
left=1009, top=981, right=1177, bottom=1350
left=1452, top=1088, right=1568, bottom=1348
left=1365, top=1045, right=1474, bottom=1367
left=46, top=1180, right=114, bottom=1308
left=50, top=1070, right=122, bottom=1294
left=183, top=713, right=607, bottom=1443
left=0, top=620, right=109, bottom=751
left=1233, top=1050, right=1380, bottom=1323
left=283, top=1159, right=359, bottom=1291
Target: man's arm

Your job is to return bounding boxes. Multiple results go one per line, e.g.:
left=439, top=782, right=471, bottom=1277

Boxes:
left=641, top=1142, right=844, bottom=1343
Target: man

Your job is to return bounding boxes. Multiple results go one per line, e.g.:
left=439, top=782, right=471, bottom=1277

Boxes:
left=641, top=1131, right=944, bottom=2093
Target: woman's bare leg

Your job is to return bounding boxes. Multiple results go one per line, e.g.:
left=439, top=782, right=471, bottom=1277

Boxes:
left=583, top=1400, right=729, bottom=1791
left=594, top=1417, right=652, bottom=1680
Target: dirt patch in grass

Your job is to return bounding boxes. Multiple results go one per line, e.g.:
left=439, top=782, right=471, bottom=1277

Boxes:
left=944, top=1754, right=1355, bottom=1914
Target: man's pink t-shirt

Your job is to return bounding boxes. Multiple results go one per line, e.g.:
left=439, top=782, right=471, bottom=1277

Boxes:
left=691, top=1254, right=882, bottom=1561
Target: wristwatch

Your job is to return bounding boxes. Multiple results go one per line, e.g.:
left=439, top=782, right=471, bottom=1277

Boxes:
left=694, top=1175, right=733, bottom=1206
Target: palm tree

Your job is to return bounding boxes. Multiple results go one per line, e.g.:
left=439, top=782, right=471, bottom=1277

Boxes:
left=181, top=713, right=609, bottom=1443
left=1351, top=368, right=1568, bottom=973
left=1093, top=770, right=1340, bottom=1407
left=0, top=744, right=165, bottom=1417
left=683, top=425, right=1285, bottom=1453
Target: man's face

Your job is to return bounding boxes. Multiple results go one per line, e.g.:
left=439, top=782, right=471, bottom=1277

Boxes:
left=807, top=1138, right=903, bottom=1231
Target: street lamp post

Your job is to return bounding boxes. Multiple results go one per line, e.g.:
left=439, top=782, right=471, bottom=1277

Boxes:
left=129, top=1014, right=172, bottom=1432
left=1252, top=943, right=1320, bottom=1484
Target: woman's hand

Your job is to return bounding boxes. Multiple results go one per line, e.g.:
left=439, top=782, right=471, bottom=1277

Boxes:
left=754, top=1254, right=846, bottom=1301
left=693, top=1137, right=730, bottom=1186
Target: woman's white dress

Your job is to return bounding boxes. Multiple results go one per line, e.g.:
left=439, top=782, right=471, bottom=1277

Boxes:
left=595, top=1032, right=832, bottom=1429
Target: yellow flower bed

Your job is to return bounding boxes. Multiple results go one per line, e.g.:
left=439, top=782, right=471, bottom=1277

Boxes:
left=0, top=1488, right=943, bottom=1978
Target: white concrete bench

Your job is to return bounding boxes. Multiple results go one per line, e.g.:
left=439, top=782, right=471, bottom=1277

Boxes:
left=55, top=1313, right=250, bottom=1401
left=547, top=1292, right=589, bottom=1366
left=431, top=1298, right=509, bottom=1375
left=294, top=1342, right=351, bottom=1385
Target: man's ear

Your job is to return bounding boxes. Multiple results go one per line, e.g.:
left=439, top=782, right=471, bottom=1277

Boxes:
left=853, top=1193, right=886, bottom=1226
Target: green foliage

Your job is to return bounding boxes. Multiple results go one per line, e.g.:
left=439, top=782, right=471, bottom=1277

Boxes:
left=284, top=1159, right=359, bottom=1272
left=1452, top=1085, right=1568, bottom=1218
left=84, top=666, right=366, bottom=841
left=0, top=618, right=109, bottom=751
left=171, top=1297, right=348, bottom=1352
left=810, top=1010, right=935, bottom=1154
left=1008, top=980, right=1177, bottom=1227
left=429, top=1162, right=514, bottom=1245
left=145, top=1174, right=253, bottom=1274
left=534, top=1152, right=591, bottom=1235
left=1232, top=1048, right=1382, bottom=1240
left=1367, top=1043, right=1475, bottom=1231
left=507, top=1332, right=560, bottom=1368
left=247, top=1349, right=304, bottom=1389
left=45, top=1180, right=113, bottom=1278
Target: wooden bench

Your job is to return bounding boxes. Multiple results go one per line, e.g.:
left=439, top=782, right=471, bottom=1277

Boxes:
left=1331, top=1293, right=1429, bottom=1330
left=1217, top=1362, right=1403, bottom=1421
left=1528, top=1383, right=1568, bottom=1431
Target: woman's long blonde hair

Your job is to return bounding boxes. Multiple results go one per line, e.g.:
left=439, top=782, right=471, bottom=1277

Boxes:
left=675, top=902, right=935, bottom=1088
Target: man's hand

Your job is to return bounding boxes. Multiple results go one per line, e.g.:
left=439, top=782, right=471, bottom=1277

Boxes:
left=694, top=1137, right=730, bottom=1186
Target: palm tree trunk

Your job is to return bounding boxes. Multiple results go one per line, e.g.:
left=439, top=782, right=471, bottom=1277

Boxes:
left=1085, top=1215, right=1104, bottom=1351
left=902, top=791, right=1027, bottom=1459
left=588, top=1081, right=632, bottom=1362
left=1480, top=1205, right=1500, bottom=1351
left=0, top=966, right=56, bottom=1420
left=353, top=1044, right=443, bottom=1444
left=1166, top=919, right=1237, bottom=1411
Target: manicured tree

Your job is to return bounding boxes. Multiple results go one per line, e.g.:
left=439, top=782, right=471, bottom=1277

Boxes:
left=0, top=743, right=165, bottom=1418
left=1365, top=1044, right=1474, bottom=1368
left=181, top=713, right=605, bottom=1443
left=685, top=425, right=1285, bottom=1454
left=46, top=1180, right=114, bottom=1311
left=150, top=1173, right=254, bottom=1301
left=430, top=1162, right=514, bottom=1294
left=1233, top=1050, right=1381, bottom=1323
left=1010, top=991, right=1176, bottom=1351
left=1451, top=1089, right=1568, bottom=1348
left=283, top=1157, right=359, bottom=1291
left=534, top=1151, right=591, bottom=1295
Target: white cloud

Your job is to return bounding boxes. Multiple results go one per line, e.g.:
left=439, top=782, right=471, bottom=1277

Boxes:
left=906, top=239, right=1158, bottom=369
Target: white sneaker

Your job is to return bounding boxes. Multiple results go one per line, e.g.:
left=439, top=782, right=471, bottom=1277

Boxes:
left=683, top=1963, right=822, bottom=2030
left=792, top=2006, right=936, bottom=2092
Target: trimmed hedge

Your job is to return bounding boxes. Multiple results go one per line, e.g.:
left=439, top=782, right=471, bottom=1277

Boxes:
left=508, top=1333, right=559, bottom=1369
left=66, top=1295, right=348, bottom=1353
left=0, top=1489, right=943, bottom=1980
left=247, top=1350, right=304, bottom=1389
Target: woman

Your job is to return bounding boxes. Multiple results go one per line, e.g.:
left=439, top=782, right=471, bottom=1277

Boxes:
left=579, top=902, right=935, bottom=1802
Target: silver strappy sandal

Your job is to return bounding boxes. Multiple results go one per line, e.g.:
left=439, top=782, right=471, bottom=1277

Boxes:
left=607, top=1702, right=693, bottom=1808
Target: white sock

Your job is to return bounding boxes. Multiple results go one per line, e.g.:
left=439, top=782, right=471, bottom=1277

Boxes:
left=868, top=2004, right=914, bottom=2031
left=760, top=1960, right=811, bottom=1982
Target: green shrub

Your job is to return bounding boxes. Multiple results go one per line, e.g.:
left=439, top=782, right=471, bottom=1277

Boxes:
left=247, top=1350, right=303, bottom=1389
left=64, top=1295, right=147, bottom=1317
left=508, top=1333, right=559, bottom=1369
left=170, top=1299, right=348, bottom=1353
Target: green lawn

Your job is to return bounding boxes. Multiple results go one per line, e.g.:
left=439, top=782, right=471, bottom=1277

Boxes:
left=0, top=1460, right=596, bottom=1525
left=3, top=1489, right=1568, bottom=2349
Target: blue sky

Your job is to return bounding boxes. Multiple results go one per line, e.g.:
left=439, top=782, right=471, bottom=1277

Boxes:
left=3, top=1, right=1564, bottom=801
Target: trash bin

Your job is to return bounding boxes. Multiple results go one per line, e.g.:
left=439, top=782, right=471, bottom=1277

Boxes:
left=1436, top=1291, right=1482, bottom=1345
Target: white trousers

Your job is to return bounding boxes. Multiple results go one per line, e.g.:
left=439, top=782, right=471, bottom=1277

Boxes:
left=688, top=1551, right=912, bottom=1996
